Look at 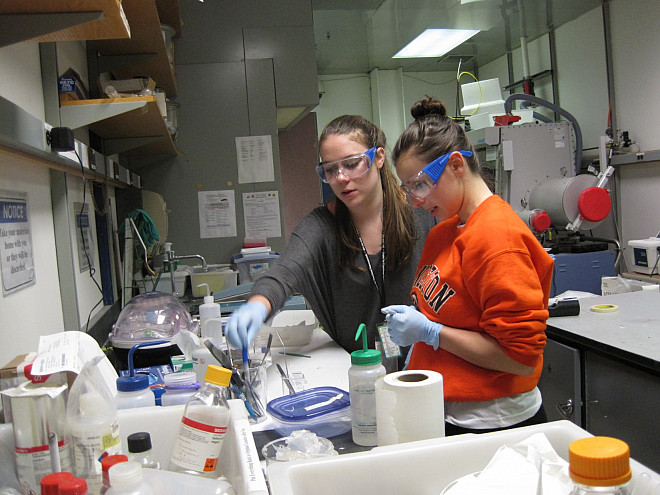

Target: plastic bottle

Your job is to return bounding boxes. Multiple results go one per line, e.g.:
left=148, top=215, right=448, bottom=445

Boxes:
left=100, top=455, right=128, bottom=495
left=348, top=323, right=386, bottom=446
left=169, top=365, right=233, bottom=478
left=59, top=477, right=89, bottom=495
left=41, top=471, right=74, bottom=495
left=161, top=371, right=200, bottom=406
left=115, top=374, right=155, bottom=409
left=127, top=432, right=160, bottom=469
left=66, top=356, right=122, bottom=495
left=106, top=462, right=153, bottom=495
left=568, top=436, right=632, bottom=494
left=197, top=283, right=223, bottom=342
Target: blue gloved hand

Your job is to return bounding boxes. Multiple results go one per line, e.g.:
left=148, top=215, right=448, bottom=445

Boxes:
left=225, top=301, right=268, bottom=349
left=381, top=305, right=443, bottom=350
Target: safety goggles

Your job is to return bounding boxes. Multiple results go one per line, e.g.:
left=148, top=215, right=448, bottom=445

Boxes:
left=316, top=147, right=378, bottom=183
left=400, top=150, right=473, bottom=200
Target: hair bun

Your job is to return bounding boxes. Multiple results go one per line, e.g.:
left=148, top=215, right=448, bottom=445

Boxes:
left=410, top=96, right=447, bottom=120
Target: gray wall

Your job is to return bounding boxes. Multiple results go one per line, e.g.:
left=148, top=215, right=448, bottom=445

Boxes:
left=129, top=0, right=318, bottom=265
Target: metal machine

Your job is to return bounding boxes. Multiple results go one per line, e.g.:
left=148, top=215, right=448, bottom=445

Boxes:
left=467, top=96, right=618, bottom=294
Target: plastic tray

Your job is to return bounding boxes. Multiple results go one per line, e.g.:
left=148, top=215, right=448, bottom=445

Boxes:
left=266, top=420, right=660, bottom=495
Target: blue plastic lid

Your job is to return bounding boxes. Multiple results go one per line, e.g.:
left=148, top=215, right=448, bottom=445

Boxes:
left=116, top=374, right=150, bottom=392
left=266, top=386, right=350, bottom=422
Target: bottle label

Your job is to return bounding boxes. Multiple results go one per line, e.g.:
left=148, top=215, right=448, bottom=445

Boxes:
left=15, top=440, right=73, bottom=495
left=170, top=416, right=228, bottom=472
left=70, top=420, right=121, bottom=493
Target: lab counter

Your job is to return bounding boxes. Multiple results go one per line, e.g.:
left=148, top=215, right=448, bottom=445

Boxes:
left=541, top=290, right=660, bottom=472
left=546, top=290, right=660, bottom=373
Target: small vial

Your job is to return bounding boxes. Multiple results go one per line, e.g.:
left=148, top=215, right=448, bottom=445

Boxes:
left=127, top=432, right=160, bottom=469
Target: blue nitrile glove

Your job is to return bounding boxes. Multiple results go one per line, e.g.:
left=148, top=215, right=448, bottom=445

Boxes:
left=381, top=305, right=443, bottom=350
left=225, top=301, right=268, bottom=349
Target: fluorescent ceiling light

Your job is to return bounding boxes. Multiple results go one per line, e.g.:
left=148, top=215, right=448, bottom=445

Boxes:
left=393, top=29, right=480, bottom=58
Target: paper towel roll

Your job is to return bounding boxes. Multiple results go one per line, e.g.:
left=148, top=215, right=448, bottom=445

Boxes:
left=375, top=369, right=444, bottom=446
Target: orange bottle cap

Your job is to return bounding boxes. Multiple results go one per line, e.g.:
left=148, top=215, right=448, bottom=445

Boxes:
left=569, top=436, right=631, bottom=487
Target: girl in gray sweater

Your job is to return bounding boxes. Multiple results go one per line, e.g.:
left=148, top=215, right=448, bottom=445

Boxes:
left=226, top=115, right=435, bottom=364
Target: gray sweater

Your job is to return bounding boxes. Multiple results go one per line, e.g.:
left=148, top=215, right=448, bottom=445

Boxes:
left=251, top=205, right=436, bottom=354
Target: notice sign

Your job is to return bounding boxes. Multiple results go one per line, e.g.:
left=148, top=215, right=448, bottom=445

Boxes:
left=0, top=190, right=35, bottom=295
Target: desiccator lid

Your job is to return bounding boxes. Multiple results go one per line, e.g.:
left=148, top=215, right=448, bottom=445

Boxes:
left=111, top=292, right=195, bottom=348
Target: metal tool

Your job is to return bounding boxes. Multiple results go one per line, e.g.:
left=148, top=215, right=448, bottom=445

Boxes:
left=277, top=363, right=296, bottom=395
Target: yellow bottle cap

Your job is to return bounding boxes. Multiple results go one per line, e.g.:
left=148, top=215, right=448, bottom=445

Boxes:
left=204, top=365, right=232, bottom=387
left=569, top=436, right=631, bottom=487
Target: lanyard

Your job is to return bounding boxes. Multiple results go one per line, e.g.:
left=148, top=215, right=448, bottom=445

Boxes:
left=355, top=225, right=386, bottom=307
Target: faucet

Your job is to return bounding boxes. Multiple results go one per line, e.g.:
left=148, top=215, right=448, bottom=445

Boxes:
left=163, top=243, right=208, bottom=296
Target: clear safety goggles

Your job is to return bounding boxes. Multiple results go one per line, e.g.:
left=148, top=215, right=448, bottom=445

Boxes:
left=400, top=150, right=473, bottom=200
left=316, top=147, right=378, bottom=184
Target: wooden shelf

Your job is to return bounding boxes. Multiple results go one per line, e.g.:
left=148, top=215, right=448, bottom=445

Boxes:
left=95, top=0, right=178, bottom=97
left=61, top=96, right=177, bottom=156
left=0, top=0, right=130, bottom=47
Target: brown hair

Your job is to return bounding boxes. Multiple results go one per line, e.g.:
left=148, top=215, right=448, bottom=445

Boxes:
left=392, top=97, right=480, bottom=175
left=319, top=115, right=418, bottom=272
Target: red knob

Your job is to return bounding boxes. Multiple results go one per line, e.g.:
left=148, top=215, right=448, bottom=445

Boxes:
left=531, top=210, right=551, bottom=233
left=578, top=187, right=611, bottom=222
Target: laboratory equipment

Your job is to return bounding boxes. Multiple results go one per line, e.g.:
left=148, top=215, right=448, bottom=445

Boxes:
left=127, top=432, right=160, bottom=470
left=169, top=365, right=232, bottom=478
left=100, top=455, right=128, bottom=495
left=627, top=237, right=660, bottom=275
left=106, top=462, right=153, bottom=495
left=467, top=94, right=618, bottom=283
left=348, top=323, right=386, bottom=446
left=66, top=357, right=122, bottom=495
left=110, top=292, right=194, bottom=369
left=160, top=372, right=200, bottom=407
left=266, top=386, right=352, bottom=438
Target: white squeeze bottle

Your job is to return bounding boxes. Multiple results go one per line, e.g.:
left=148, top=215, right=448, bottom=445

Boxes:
left=348, top=323, right=386, bottom=446
left=197, top=283, right=223, bottom=343
left=169, top=365, right=232, bottom=477
left=66, top=356, right=122, bottom=495
left=193, top=284, right=225, bottom=383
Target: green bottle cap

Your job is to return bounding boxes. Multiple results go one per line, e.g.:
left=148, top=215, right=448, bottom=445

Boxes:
left=350, top=323, right=382, bottom=366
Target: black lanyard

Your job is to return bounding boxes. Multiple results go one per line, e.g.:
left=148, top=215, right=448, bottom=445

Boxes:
left=355, top=225, right=386, bottom=307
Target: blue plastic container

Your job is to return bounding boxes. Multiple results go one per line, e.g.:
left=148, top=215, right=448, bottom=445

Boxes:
left=266, top=386, right=351, bottom=438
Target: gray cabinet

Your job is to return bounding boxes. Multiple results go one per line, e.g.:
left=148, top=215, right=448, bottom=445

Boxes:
left=540, top=337, right=660, bottom=473
left=584, top=351, right=660, bottom=472
left=538, top=339, right=583, bottom=427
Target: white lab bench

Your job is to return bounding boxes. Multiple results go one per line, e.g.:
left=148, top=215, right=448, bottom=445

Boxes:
left=252, top=327, right=351, bottom=433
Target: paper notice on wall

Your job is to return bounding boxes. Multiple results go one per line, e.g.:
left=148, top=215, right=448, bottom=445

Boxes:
left=198, top=190, right=237, bottom=238
left=243, top=191, right=281, bottom=239
left=73, top=202, right=94, bottom=272
left=0, top=189, right=35, bottom=296
left=236, top=135, right=275, bottom=184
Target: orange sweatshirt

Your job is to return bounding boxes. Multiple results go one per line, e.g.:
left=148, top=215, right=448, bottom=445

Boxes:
left=409, top=195, right=554, bottom=401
